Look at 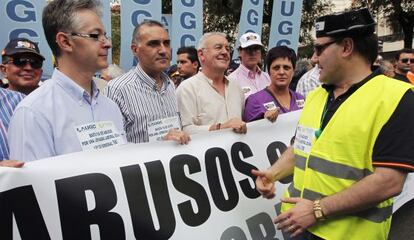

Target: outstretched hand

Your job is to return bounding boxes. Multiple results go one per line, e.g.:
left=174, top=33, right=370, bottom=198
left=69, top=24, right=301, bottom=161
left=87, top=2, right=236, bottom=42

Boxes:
left=251, top=168, right=276, bottom=199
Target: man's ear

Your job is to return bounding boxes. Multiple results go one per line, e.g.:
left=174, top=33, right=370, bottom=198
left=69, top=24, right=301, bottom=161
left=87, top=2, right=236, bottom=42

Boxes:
left=197, top=49, right=204, bottom=63
left=192, top=60, right=199, bottom=69
left=56, top=32, right=73, bottom=54
left=0, top=64, right=6, bottom=76
left=341, top=38, right=354, bottom=58
left=131, top=43, right=138, bottom=55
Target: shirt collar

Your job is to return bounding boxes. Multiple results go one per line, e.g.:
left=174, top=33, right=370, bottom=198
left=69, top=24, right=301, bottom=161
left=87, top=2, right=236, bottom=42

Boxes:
left=239, top=64, right=262, bottom=79
left=54, top=68, right=99, bottom=104
left=198, top=71, right=229, bottom=87
left=134, top=64, right=171, bottom=91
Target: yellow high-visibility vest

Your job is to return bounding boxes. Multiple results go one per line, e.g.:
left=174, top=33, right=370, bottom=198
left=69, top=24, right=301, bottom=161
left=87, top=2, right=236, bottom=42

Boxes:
left=281, top=75, right=413, bottom=240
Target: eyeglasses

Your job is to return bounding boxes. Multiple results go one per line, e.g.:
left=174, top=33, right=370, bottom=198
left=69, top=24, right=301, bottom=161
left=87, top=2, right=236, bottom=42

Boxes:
left=244, top=45, right=262, bottom=54
left=401, top=58, right=414, bottom=64
left=314, top=41, right=337, bottom=56
left=70, top=32, right=111, bottom=43
left=7, top=58, right=43, bottom=69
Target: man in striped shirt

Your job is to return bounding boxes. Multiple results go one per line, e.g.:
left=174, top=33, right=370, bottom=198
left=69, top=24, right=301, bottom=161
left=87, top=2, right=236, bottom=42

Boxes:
left=0, top=88, right=24, bottom=167
left=105, top=20, right=190, bottom=144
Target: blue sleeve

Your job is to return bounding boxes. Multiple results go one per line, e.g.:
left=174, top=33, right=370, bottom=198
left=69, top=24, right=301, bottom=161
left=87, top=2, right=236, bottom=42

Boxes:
left=8, top=106, right=55, bottom=162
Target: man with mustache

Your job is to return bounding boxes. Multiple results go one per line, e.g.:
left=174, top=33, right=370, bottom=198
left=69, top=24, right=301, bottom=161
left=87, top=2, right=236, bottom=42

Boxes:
left=8, top=0, right=126, bottom=162
left=176, top=32, right=246, bottom=135
left=105, top=20, right=190, bottom=144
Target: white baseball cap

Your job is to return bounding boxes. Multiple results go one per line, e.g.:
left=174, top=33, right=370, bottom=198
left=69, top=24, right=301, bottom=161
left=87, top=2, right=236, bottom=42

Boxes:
left=239, top=32, right=263, bottom=48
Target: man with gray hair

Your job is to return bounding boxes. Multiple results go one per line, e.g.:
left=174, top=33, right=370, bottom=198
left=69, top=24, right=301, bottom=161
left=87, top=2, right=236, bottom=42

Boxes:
left=105, top=20, right=190, bottom=144
left=8, top=0, right=126, bottom=162
left=176, top=32, right=246, bottom=135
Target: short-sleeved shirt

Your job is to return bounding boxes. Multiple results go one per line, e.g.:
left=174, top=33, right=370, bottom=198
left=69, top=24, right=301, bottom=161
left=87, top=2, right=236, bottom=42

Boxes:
left=243, top=88, right=304, bottom=122
left=321, top=71, right=414, bottom=172
left=296, top=65, right=321, bottom=97
left=176, top=72, right=245, bottom=135
left=105, top=65, right=179, bottom=143
left=8, top=69, right=126, bottom=162
left=228, top=64, right=271, bottom=99
left=0, top=88, right=25, bottom=160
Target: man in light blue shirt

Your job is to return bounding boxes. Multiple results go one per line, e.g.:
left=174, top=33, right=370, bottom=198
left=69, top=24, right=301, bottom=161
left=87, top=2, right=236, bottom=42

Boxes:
left=8, top=0, right=125, bottom=162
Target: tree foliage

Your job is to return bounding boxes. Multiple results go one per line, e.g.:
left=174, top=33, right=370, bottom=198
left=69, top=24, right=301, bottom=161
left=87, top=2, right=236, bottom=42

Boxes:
left=203, top=0, right=332, bottom=55
left=112, top=0, right=333, bottom=63
left=352, top=0, right=414, bottom=48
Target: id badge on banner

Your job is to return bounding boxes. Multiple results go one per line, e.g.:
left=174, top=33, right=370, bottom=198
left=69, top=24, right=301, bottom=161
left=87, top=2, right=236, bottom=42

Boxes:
left=75, top=121, right=125, bottom=151
left=148, top=116, right=181, bottom=142
left=294, top=125, right=315, bottom=154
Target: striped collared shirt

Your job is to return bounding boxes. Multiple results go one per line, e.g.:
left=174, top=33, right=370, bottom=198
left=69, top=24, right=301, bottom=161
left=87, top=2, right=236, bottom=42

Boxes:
left=105, top=65, right=179, bottom=143
left=0, top=88, right=25, bottom=160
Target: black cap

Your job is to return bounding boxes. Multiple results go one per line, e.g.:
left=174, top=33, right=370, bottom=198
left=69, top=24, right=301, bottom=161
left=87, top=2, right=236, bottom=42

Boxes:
left=315, top=8, right=376, bottom=38
left=2, top=38, right=45, bottom=61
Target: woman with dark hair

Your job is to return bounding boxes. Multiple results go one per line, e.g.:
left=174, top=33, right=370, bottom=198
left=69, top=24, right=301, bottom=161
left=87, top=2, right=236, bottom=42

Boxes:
left=243, top=46, right=305, bottom=122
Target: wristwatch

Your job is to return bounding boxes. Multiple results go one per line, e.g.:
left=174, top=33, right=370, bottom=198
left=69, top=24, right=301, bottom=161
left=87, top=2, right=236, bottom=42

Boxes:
left=313, top=199, right=326, bottom=221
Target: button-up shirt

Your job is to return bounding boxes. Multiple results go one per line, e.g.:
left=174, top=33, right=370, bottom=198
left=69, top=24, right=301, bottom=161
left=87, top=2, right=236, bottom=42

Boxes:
left=228, top=64, right=270, bottom=99
left=296, top=65, right=321, bottom=97
left=0, top=88, right=24, bottom=160
left=8, top=69, right=125, bottom=162
left=105, top=65, right=179, bottom=143
left=176, top=72, right=245, bottom=135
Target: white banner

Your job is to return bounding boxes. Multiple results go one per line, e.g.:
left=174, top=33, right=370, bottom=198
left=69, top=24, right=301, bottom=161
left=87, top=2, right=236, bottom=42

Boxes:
left=0, top=111, right=301, bottom=239
left=1, top=110, right=412, bottom=239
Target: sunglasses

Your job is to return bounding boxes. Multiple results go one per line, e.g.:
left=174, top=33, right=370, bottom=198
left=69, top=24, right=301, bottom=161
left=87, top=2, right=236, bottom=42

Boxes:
left=8, top=58, right=43, bottom=69
left=401, top=58, right=414, bottom=64
left=243, top=45, right=262, bottom=53
left=314, top=41, right=336, bottom=56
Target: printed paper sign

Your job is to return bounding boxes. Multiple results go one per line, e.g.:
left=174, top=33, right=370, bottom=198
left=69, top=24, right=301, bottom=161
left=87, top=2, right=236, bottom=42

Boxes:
left=75, top=121, right=125, bottom=150
left=147, top=116, right=181, bottom=142
left=294, top=125, right=316, bottom=154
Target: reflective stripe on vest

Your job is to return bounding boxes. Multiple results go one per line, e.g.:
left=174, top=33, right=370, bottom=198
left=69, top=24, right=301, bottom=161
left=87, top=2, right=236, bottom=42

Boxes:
left=295, top=154, right=373, bottom=181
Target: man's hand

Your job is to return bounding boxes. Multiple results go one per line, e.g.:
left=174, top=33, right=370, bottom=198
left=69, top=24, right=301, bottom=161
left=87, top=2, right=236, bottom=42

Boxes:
left=222, top=118, right=247, bottom=134
left=0, top=160, right=24, bottom=168
left=163, top=129, right=191, bottom=145
left=264, top=109, right=279, bottom=122
left=274, top=197, right=316, bottom=238
left=251, top=169, right=276, bottom=198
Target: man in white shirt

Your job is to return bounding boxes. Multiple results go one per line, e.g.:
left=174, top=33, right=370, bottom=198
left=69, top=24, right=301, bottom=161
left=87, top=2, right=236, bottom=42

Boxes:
left=176, top=32, right=246, bottom=135
left=228, top=32, right=270, bottom=99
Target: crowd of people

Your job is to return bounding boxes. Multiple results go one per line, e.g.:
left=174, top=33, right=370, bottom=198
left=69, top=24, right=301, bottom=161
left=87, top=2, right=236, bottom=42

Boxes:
left=0, top=0, right=413, bottom=239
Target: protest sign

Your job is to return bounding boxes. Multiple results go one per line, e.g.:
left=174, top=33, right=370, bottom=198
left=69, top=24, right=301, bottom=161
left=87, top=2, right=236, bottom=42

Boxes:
left=0, top=111, right=302, bottom=239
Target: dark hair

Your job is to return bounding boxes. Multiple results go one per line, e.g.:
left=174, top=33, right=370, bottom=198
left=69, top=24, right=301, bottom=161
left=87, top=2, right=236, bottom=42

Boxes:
left=177, top=46, right=200, bottom=67
left=395, top=48, right=414, bottom=61
left=42, top=0, right=102, bottom=58
left=332, top=33, right=378, bottom=65
left=132, top=20, right=164, bottom=44
left=266, top=46, right=297, bottom=72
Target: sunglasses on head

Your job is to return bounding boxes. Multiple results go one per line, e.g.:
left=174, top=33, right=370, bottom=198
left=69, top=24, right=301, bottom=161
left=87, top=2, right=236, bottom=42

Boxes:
left=8, top=57, right=43, bottom=69
left=401, top=58, right=414, bottom=64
